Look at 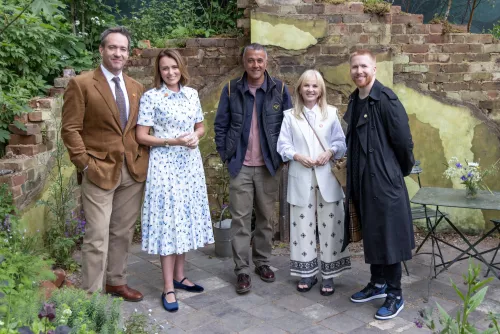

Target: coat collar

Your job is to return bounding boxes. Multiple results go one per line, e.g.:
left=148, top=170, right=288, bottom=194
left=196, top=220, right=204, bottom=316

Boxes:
left=236, top=70, right=276, bottom=93
left=348, top=79, right=383, bottom=101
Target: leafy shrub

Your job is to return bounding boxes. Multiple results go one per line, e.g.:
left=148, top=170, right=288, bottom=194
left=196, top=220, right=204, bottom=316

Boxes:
left=420, top=261, right=500, bottom=333
left=38, top=109, right=85, bottom=270
left=122, top=0, right=241, bottom=48
left=49, top=289, right=122, bottom=334
left=363, top=0, right=391, bottom=15
left=0, top=0, right=92, bottom=156
left=123, top=312, right=159, bottom=334
left=0, top=186, right=55, bottom=331
left=490, top=21, right=500, bottom=39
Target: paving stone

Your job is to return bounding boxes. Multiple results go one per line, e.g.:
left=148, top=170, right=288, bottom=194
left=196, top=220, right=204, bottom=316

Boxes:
left=299, top=303, right=340, bottom=321
left=218, top=307, right=265, bottom=332
left=197, top=276, right=231, bottom=290
left=183, top=268, right=218, bottom=282
left=475, top=297, right=500, bottom=314
left=170, top=309, right=217, bottom=331
left=319, top=313, right=366, bottom=333
left=244, top=302, right=291, bottom=321
left=321, top=294, right=361, bottom=313
left=346, top=324, right=386, bottom=333
left=182, top=291, right=226, bottom=309
left=239, top=323, right=288, bottom=334
left=127, top=254, right=142, bottom=265
left=227, top=291, right=267, bottom=309
left=133, top=283, right=162, bottom=297
left=368, top=317, right=415, bottom=332
left=427, top=296, right=458, bottom=312
left=274, top=293, right=317, bottom=312
left=296, top=325, right=340, bottom=334
left=202, top=301, right=243, bottom=317
left=188, top=254, right=223, bottom=268
left=345, top=303, right=380, bottom=322
left=252, top=281, right=295, bottom=301
left=270, top=313, right=314, bottom=333
left=208, top=284, right=240, bottom=301
left=186, top=319, right=234, bottom=333
left=185, top=249, right=206, bottom=260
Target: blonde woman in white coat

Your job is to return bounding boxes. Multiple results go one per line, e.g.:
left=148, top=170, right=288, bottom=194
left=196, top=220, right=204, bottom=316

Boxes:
left=277, top=70, right=351, bottom=296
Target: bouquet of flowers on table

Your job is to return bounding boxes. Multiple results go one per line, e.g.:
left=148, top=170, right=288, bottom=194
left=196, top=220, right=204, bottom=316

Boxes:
left=443, top=157, right=499, bottom=198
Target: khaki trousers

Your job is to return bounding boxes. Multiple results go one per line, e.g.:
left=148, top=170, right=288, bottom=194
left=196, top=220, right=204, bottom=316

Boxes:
left=81, top=163, right=144, bottom=292
left=229, top=165, right=279, bottom=275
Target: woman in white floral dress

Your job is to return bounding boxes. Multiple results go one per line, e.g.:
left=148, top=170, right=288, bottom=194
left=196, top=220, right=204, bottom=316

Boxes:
left=136, top=49, right=214, bottom=312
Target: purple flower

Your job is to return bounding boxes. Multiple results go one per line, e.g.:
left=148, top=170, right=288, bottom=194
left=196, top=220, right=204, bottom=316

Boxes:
left=461, top=176, right=467, bottom=181
left=468, top=172, right=473, bottom=177
left=38, top=303, right=56, bottom=321
left=414, top=319, right=423, bottom=328
left=221, top=203, right=229, bottom=209
left=456, top=162, right=462, bottom=168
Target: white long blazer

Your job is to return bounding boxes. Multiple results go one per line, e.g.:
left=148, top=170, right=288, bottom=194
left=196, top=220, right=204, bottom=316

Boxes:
left=277, top=105, right=347, bottom=207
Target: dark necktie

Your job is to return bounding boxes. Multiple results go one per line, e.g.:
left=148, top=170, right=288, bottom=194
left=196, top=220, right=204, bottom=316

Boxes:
left=112, top=76, right=127, bottom=130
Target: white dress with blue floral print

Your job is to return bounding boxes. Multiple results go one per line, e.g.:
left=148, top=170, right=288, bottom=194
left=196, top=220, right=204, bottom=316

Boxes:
left=138, top=84, right=214, bottom=255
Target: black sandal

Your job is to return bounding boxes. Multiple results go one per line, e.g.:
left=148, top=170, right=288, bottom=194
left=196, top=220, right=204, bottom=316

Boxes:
left=297, top=276, right=318, bottom=292
left=320, top=278, right=335, bottom=296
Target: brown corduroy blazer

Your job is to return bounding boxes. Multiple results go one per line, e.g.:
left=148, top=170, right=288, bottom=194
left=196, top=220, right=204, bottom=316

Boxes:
left=61, top=66, right=149, bottom=190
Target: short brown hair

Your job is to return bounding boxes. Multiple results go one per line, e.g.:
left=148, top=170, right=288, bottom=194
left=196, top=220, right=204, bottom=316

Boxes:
left=100, top=26, right=131, bottom=50
left=349, top=49, right=376, bottom=63
left=153, top=49, right=190, bottom=89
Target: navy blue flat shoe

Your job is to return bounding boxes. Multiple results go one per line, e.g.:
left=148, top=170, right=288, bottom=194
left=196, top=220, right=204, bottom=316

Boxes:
left=161, top=291, right=178, bottom=312
left=173, top=277, right=204, bottom=293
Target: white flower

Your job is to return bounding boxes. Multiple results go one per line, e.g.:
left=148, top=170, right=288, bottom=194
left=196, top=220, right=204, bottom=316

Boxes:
left=75, top=20, right=80, bottom=26
left=468, top=162, right=479, bottom=167
left=0, top=320, right=4, bottom=326
left=134, top=308, right=138, bottom=312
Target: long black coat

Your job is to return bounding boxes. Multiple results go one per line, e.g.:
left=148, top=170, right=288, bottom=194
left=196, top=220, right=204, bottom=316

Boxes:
left=341, top=80, right=415, bottom=265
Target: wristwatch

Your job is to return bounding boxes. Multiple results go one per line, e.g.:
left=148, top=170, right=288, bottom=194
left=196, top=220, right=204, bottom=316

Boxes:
left=163, top=139, right=170, bottom=147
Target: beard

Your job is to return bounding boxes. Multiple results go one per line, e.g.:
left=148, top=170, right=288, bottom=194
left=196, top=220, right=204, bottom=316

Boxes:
left=353, top=73, right=374, bottom=88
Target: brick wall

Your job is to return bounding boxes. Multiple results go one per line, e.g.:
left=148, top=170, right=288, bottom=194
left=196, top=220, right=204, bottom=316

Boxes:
left=125, top=37, right=247, bottom=92
left=243, top=2, right=500, bottom=130
left=0, top=97, right=62, bottom=209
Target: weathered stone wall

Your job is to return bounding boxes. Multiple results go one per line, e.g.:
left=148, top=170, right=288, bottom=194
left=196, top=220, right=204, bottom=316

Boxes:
left=0, top=97, right=60, bottom=209
left=245, top=1, right=500, bottom=233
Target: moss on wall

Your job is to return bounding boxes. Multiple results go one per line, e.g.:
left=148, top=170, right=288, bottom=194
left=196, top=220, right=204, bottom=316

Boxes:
left=251, top=12, right=328, bottom=50
left=19, top=164, right=75, bottom=234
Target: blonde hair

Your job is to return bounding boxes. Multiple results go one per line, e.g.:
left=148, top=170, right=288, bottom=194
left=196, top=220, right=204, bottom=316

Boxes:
left=293, top=69, right=328, bottom=120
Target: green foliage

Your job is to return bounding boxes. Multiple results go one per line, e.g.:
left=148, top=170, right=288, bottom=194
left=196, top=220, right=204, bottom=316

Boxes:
left=490, top=21, right=500, bottom=39
left=63, top=0, right=118, bottom=66
left=122, top=0, right=241, bottom=48
left=123, top=312, right=159, bottom=334
left=49, top=288, right=123, bottom=334
left=363, top=0, right=391, bottom=15
left=0, top=186, right=54, bottom=331
left=0, top=0, right=92, bottom=156
left=209, top=158, right=231, bottom=222
left=38, top=108, right=85, bottom=270
left=420, top=261, right=500, bottom=333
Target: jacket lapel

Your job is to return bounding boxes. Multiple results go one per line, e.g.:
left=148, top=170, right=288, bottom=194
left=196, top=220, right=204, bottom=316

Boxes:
left=93, top=67, right=122, bottom=130
left=296, top=108, right=314, bottom=155
left=123, top=74, right=138, bottom=134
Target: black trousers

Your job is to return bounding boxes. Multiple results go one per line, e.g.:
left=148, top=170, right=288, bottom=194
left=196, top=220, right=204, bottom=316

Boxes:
left=370, top=262, right=402, bottom=296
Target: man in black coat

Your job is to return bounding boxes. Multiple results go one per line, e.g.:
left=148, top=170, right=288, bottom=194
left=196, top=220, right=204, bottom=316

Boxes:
left=342, top=50, right=415, bottom=320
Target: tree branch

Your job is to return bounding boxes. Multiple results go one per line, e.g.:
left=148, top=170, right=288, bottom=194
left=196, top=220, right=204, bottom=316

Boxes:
left=0, top=0, right=36, bottom=37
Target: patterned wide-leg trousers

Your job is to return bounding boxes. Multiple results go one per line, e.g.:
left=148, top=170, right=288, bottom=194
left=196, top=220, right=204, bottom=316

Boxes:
left=290, top=174, right=351, bottom=279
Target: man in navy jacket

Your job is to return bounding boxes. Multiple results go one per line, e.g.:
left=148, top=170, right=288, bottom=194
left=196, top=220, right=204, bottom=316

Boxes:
left=214, top=43, right=292, bottom=294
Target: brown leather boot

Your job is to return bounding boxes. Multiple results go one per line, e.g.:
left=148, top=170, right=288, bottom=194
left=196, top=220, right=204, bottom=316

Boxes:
left=255, top=265, right=275, bottom=282
left=105, top=284, right=144, bottom=302
left=236, top=274, right=251, bottom=294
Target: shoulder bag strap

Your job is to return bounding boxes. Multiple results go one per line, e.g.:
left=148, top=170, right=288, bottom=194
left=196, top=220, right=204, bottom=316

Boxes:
left=301, top=110, right=335, bottom=162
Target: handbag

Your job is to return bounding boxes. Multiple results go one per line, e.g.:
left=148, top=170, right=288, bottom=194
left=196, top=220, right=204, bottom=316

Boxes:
left=301, top=111, right=347, bottom=187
